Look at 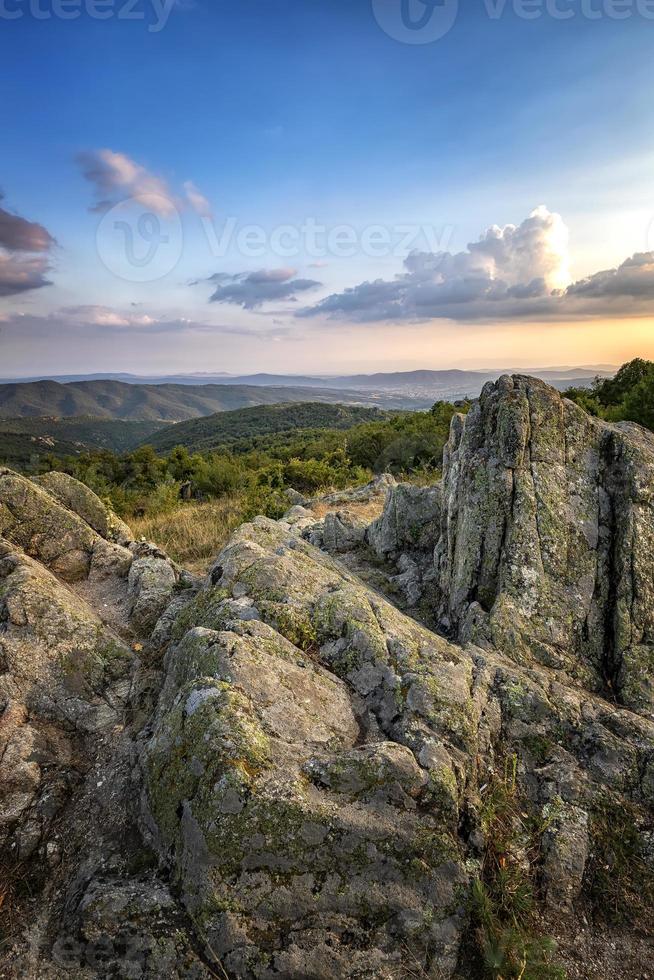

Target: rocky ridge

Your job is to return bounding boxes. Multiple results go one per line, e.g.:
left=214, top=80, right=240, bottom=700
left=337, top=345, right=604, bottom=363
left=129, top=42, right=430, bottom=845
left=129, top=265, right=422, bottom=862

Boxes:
left=0, top=376, right=653, bottom=979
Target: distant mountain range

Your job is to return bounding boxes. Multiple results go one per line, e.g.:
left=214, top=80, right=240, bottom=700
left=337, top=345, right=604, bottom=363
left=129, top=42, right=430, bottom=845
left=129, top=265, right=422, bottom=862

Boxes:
left=0, top=366, right=615, bottom=389
left=0, top=367, right=614, bottom=468
left=0, top=368, right=612, bottom=426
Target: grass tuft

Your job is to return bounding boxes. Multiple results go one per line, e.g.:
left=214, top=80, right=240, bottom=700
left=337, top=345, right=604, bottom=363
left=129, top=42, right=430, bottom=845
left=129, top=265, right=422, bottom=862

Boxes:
left=131, top=496, right=246, bottom=575
left=470, top=756, right=565, bottom=980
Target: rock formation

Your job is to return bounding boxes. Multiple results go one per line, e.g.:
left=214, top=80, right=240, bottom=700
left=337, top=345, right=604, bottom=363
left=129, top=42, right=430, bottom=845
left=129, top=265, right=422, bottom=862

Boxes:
left=1, top=377, right=653, bottom=979
left=369, top=376, right=654, bottom=719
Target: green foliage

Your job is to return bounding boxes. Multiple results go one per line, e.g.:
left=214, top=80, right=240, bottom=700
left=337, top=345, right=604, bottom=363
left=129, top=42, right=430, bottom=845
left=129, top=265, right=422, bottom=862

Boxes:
left=566, top=358, right=654, bottom=431
left=592, top=358, right=654, bottom=408
left=346, top=402, right=461, bottom=474
left=273, top=607, right=318, bottom=652
left=13, top=400, right=461, bottom=521
left=470, top=757, right=565, bottom=980
left=145, top=402, right=391, bottom=454
left=0, top=417, right=168, bottom=469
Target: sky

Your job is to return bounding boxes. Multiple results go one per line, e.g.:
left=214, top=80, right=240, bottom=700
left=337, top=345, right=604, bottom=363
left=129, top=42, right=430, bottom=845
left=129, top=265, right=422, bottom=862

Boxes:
left=2, top=0, right=654, bottom=376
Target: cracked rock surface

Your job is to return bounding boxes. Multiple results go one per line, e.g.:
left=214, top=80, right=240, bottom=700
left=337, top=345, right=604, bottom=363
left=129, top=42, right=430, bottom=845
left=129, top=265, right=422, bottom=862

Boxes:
left=1, top=376, right=654, bottom=979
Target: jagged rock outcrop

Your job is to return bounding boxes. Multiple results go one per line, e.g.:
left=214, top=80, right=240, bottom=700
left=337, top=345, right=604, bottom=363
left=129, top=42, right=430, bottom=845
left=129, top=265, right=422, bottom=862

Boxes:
left=0, top=537, right=132, bottom=858
left=0, top=468, right=208, bottom=980
left=366, top=376, right=654, bottom=719
left=138, top=513, right=654, bottom=977
left=368, top=482, right=442, bottom=561
left=432, top=376, right=654, bottom=718
left=2, top=379, right=654, bottom=979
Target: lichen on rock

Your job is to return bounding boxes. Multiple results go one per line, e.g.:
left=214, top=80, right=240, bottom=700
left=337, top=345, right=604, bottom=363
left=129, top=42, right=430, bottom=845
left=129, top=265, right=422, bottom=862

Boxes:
left=3, top=376, right=654, bottom=978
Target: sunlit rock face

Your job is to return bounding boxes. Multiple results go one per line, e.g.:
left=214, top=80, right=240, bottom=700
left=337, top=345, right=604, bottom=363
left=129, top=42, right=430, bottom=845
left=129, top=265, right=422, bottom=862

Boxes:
left=433, top=375, right=654, bottom=716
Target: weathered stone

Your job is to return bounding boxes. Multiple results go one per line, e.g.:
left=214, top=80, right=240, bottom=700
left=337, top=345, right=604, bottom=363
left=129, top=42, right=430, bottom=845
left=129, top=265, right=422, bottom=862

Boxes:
left=0, top=538, right=132, bottom=852
left=0, top=466, right=96, bottom=580
left=541, top=802, right=590, bottom=910
left=321, top=510, right=367, bottom=552
left=128, top=554, right=178, bottom=634
left=142, top=619, right=468, bottom=979
left=426, top=376, right=654, bottom=717
left=33, top=471, right=133, bottom=545
left=368, top=481, right=441, bottom=560
left=52, top=875, right=212, bottom=978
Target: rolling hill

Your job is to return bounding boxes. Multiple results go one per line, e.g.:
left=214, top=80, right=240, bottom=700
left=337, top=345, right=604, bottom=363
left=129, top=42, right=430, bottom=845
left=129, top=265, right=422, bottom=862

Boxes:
left=0, top=431, right=86, bottom=469
left=141, top=402, right=393, bottom=455
left=0, top=417, right=171, bottom=468
left=0, top=379, right=421, bottom=421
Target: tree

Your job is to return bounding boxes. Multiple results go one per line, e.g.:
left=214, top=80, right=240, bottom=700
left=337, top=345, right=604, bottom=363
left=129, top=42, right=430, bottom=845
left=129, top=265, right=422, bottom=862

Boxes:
left=593, top=358, right=654, bottom=407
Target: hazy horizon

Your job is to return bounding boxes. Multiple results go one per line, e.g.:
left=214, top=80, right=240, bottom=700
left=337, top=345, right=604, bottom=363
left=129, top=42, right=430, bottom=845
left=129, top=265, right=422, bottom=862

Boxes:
left=0, top=362, right=620, bottom=384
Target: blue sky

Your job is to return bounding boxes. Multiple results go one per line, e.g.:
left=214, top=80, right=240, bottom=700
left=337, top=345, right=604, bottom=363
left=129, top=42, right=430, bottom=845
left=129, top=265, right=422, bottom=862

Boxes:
left=2, top=0, right=654, bottom=374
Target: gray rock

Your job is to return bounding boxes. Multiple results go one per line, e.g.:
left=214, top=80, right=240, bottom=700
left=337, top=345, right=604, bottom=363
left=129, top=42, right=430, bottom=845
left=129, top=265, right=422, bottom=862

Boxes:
left=433, top=375, right=654, bottom=717
left=33, top=471, right=133, bottom=545
left=0, top=538, right=132, bottom=854
left=541, top=802, right=589, bottom=910
left=368, top=481, right=441, bottom=560
left=322, top=511, right=367, bottom=553
left=128, top=555, right=177, bottom=634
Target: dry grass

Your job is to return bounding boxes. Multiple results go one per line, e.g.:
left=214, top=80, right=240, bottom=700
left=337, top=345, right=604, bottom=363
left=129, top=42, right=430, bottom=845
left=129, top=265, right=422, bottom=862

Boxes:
left=129, top=483, right=388, bottom=576
left=130, top=496, right=246, bottom=575
left=308, top=497, right=385, bottom=523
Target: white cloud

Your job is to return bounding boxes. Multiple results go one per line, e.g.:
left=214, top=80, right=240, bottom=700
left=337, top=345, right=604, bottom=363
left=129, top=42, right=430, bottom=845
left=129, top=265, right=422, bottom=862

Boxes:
left=0, top=305, right=296, bottom=339
left=78, top=149, right=213, bottom=220
left=183, top=180, right=213, bottom=218
left=299, top=206, right=654, bottom=323
left=77, top=149, right=178, bottom=217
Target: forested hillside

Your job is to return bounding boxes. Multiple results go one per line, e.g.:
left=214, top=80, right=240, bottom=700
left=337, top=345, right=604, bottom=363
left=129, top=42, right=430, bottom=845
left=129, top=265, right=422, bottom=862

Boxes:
left=142, top=402, right=393, bottom=454
left=0, top=417, right=168, bottom=465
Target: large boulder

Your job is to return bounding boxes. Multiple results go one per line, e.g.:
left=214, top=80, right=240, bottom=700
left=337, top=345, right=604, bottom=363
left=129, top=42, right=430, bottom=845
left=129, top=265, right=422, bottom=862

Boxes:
left=0, top=468, right=209, bottom=978
left=0, top=467, right=181, bottom=634
left=141, top=515, right=654, bottom=976
left=434, top=375, right=654, bottom=717
left=0, top=538, right=132, bottom=858
left=142, top=519, right=478, bottom=978
left=33, top=470, right=133, bottom=545
left=368, top=482, right=441, bottom=561
left=0, top=466, right=98, bottom=580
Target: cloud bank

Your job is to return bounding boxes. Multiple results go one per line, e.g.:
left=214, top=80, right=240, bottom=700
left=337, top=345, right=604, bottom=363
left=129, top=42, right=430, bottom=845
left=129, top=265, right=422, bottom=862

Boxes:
left=0, top=192, right=56, bottom=297
left=201, top=267, right=322, bottom=309
left=299, top=206, right=654, bottom=323
left=0, top=304, right=294, bottom=339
